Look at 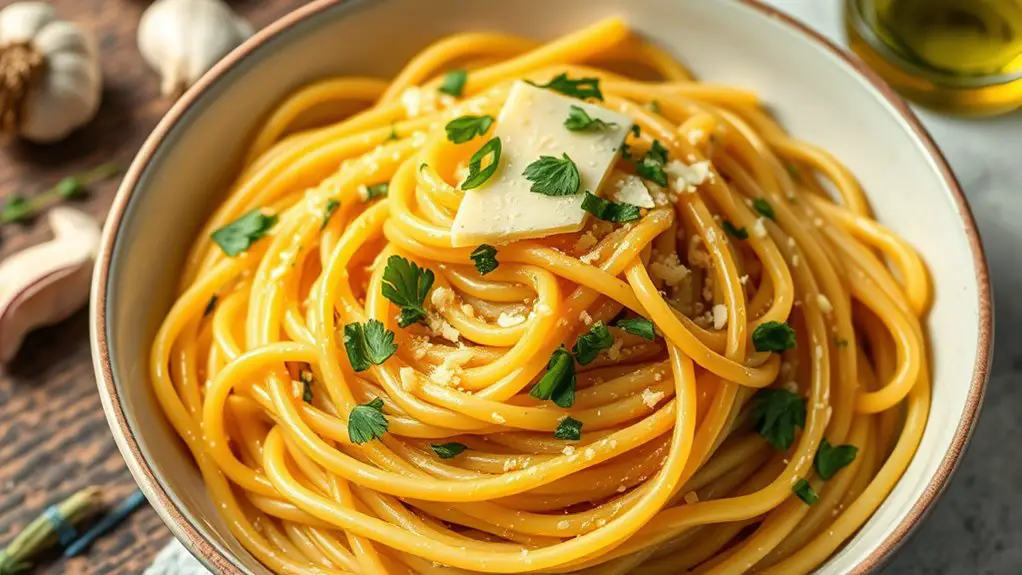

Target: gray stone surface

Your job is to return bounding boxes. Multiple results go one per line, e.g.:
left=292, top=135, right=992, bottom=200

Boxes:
left=767, top=2, right=1022, bottom=573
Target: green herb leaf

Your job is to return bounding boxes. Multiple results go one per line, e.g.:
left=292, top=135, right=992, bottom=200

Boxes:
left=620, top=141, right=633, bottom=160
left=835, top=338, right=849, bottom=348
left=636, top=140, right=669, bottom=187
left=785, top=163, right=800, bottom=179
left=300, top=370, right=314, bottom=403
left=581, top=191, right=642, bottom=223
left=793, top=479, right=818, bottom=505
left=630, top=125, right=641, bottom=138
left=445, top=115, right=494, bottom=144
left=470, top=244, right=499, bottom=275
left=752, top=321, right=797, bottom=352
left=523, top=153, right=581, bottom=197
left=815, top=438, right=858, bottom=480
left=348, top=398, right=388, bottom=444
left=321, top=199, right=340, bottom=230
left=211, top=209, right=278, bottom=256
left=649, top=100, right=662, bottom=114
left=573, top=321, right=613, bottom=365
left=431, top=442, right=468, bottom=459
left=722, top=220, right=749, bottom=240
left=462, top=137, right=501, bottom=190
left=343, top=320, right=398, bottom=372
left=528, top=73, right=603, bottom=101
left=564, top=105, right=618, bottom=132
left=365, top=183, right=389, bottom=201
left=554, top=417, right=583, bottom=441
left=203, top=295, right=218, bottom=317
left=2, top=195, right=31, bottom=223
left=439, top=69, right=468, bottom=97
left=616, top=317, right=655, bottom=341
left=529, top=348, right=576, bottom=408
left=388, top=124, right=399, bottom=141
left=753, top=198, right=775, bottom=220
left=752, top=388, right=806, bottom=451
left=381, top=255, right=435, bottom=327
left=56, top=177, right=83, bottom=199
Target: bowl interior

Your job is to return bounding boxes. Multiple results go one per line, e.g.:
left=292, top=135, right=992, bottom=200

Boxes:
left=96, top=0, right=988, bottom=573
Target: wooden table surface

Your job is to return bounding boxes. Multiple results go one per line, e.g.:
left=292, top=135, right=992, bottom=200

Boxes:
left=0, top=1, right=307, bottom=573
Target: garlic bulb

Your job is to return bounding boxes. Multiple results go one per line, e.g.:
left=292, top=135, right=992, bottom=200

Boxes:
left=0, top=2, right=102, bottom=143
left=138, top=0, right=253, bottom=97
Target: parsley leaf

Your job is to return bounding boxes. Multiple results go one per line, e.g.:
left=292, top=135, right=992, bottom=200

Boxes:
left=573, top=321, right=613, bottom=365
left=470, top=244, right=499, bottom=275
left=616, top=317, right=655, bottom=341
left=299, top=369, right=314, bottom=403
left=636, top=140, right=669, bottom=186
left=581, top=191, right=642, bottom=223
left=382, top=255, right=435, bottom=327
left=364, top=183, right=389, bottom=200
left=343, top=320, right=398, bottom=372
left=793, top=479, right=818, bottom=505
left=835, top=338, right=849, bottom=348
left=523, top=154, right=581, bottom=196
left=431, top=442, right=468, bottom=459
left=388, top=124, right=399, bottom=141
left=211, top=209, right=278, bottom=256
left=529, top=348, right=576, bottom=408
left=2, top=195, right=31, bottom=223
left=564, top=105, right=618, bottom=132
left=439, top=69, right=467, bottom=97
left=462, top=137, right=501, bottom=190
left=348, top=398, right=388, bottom=444
left=649, top=100, right=662, bottom=114
left=528, top=73, right=603, bottom=101
left=815, top=439, right=858, bottom=480
left=753, top=198, right=775, bottom=220
left=445, top=115, right=494, bottom=144
left=57, top=176, right=84, bottom=199
left=752, top=321, right=797, bottom=352
left=554, top=417, right=583, bottom=441
left=722, top=220, right=749, bottom=240
left=203, top=294, right=218, bottom=317
left=630, top=125, right=641, bottom=138
left=321, top=199, right=340, bottom=230
left=752, top=388, right=806, bottom=451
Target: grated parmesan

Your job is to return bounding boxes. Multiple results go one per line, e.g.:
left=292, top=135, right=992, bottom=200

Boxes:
left=712, top=304, right=728, bottom=330
left=641, top=388, right=665, bottom=408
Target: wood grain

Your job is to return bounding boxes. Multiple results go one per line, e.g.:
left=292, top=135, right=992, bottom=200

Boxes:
left=0, top=1, right=307, bottom=573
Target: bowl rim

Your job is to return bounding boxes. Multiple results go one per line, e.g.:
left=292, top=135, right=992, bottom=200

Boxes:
left=90, top=0, right=993, bottom=573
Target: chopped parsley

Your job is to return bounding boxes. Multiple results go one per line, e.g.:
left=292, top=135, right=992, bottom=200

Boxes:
left=470, top=244, right=499, bottom=275
left=445, top=115, right=494, bottom=144
left=431, top=442, right=468, bottom=459
left=348, top=398, right=388, bottom=444
left=381, top=255, right=434, bottom=327
left=1, top=195, right=30, bottom=222
left=616, top=317, right=655, bottom=341
left=438, top=69, right=468, bottom=97
left=722, top=220, right=749, bottom=240
left=343, top=320, right=398, bottom=372
left=793, top=479, right=818, bottom=505
left=523, top=154, right=581, bottom=196
left=835, top=338, right=849, bottom=348
left=211, top=209, right=278, bottom=256
left=299, top=369, right=314, bottom=403
left=573, top=321, right=613, bottom=365
left=529, top=347, right=576, bottom=408
left=387, top=124, right=399, bottom=141
left=649, top=100, right=662, bottom=115
left=321, top=199, right=340, bottom=230
left=56, top=176, right=85, bottom=199
left=815, top=438, right=858, bottom=480
left=752, top=321, right=797, bottom=352
left=461, top=137, right=501, bottom=190
left=554, top=417, right=583, bottom=441
left=564, top=105, right=617, bottom=132
left=364, top=183, right=389, bottom=200
left=636, top=140, right=669, bottom=187
left=630, top=125, right=641, bottom=138
left=528, top=73, right=603, bottom=101
left=752, top=388, right=806, bottom=451
left=581, top=191, right=642, bottom=223
left=753, top=198, right=775, bottom=220
left=203, top=294, right=218, bottom=317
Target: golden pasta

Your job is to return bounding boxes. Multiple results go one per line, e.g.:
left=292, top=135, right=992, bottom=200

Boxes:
left=150, top=17, right=931, bottom=574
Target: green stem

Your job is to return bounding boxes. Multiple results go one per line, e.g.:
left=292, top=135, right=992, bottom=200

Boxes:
left=0, top=487, right=102, bottom=574
left=1, top=162, right=119, bottom=225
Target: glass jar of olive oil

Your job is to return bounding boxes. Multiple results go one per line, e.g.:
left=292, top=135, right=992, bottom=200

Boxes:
left=846, top=0, right=1022, bottom=116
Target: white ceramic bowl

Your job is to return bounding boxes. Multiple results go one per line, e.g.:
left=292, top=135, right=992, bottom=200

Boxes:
left=90, top=0, right=992, bottom=573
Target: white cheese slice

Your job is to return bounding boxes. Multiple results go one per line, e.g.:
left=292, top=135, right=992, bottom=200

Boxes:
left=609, top=171, right=655, bottom=208
left=450, top=81, right=633, bottom=247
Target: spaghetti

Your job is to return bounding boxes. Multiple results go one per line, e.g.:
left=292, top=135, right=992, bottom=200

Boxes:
left=150, top=17, right=931, bottom=574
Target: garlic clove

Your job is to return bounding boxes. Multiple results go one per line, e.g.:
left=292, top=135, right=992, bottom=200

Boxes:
left=33, top=19, right=93, bottom=58
left=0, top=207, right=100, bottom=363
left=0, top=2, right=54, bottom=43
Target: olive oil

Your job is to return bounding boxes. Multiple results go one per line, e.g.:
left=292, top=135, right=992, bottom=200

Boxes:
left=846, top=0, right=1022, bottom=116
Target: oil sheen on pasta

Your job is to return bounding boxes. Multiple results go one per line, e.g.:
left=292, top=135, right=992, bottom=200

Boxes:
left=151, top=17, right=932, bottom=575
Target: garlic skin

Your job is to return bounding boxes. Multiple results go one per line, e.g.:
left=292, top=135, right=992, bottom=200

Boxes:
left=0, top=207, right=100, bottom=363
left=0, top=2, right=102, bottom=143
left=138, top=0, right=253, bottom=97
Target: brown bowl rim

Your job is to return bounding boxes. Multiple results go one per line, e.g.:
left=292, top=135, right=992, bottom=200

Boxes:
left=90, top=1, right=993, bottom=573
